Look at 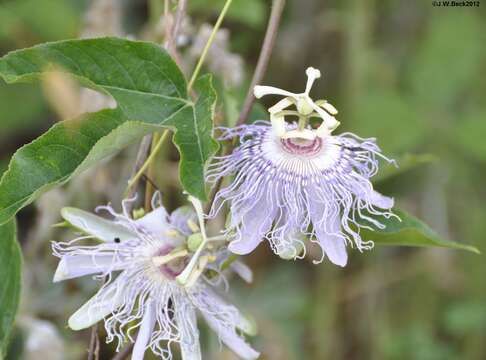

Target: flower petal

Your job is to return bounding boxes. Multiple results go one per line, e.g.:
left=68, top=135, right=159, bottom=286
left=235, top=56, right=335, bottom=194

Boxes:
left=61, top=207, right=136, bottom=242
left=170, top=206, right=197, bottom=236
left=365, top=189, right=394, bottom=209
left=131, top=301, right=156, bottom=360
left=135, top=206, right=170, bottom=237
left=68, top=281, right=123, bottom=330
left=230, top=260, right=253, bottom=283
left=53, top=254, right=123, bottom=282
left=175, top=304, right=201, bottom=360
left=199, top=287, right=257, bottom=336
left=309, top=197, right=348, bottom=267
left=228, top=200, right=274, bottom=255
left=202, top=312, right=259, bottom=360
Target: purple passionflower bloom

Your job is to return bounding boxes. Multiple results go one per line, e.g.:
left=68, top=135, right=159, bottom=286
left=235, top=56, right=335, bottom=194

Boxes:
left=52, top=195, right=258, bottom=360
left=207, top=68, right=396, bottom=267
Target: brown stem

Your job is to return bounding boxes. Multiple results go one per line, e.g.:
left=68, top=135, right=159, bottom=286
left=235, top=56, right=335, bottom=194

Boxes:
left=87, top=322, right=100, bottom=360
left=124, top=134, right=153, bottom=215
left=205, top=0, right=286, bottom=214
left=112, top=343, right=134, bottom=360
left=169, top=0, right=187, bottom=60
left=236, top=0, right=286, bottom=126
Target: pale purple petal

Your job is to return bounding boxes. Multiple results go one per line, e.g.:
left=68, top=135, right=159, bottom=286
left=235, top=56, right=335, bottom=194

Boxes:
left=201, top=312, right=259, bottom=360
left=230, top=260, right=253, bottom=283
left=135, top=207, right=170, bottom=237
left=68, top=280, right=123, bottom=330
left=131, top=300, right=156, bottom=360
left=170, top=206, right=197, bottom=236
left=175, top=302, right=201, bottom=360
left=364, top=189, right=394, bottom=209
left=53, top=254, right=123, bottom=282
left=61, top=207, right=136, bottom=242
left=308, top=190, right=347, bottom=267
left=228, top=200, right=274, bottom=255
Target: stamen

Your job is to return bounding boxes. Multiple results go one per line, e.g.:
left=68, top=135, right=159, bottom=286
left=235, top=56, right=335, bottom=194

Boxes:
left=187, top=219, right=199, bottom=233
left=184, top=256, right=209, bottom=288
left=304, top=67, right=321, bottom=94
left=176, top=196, right=209, bottom=286
left=255, top=67, right=340, bottom=139
left=165, top=229, right=180, bottom=237
left=152, top=249, right=188, bottom=267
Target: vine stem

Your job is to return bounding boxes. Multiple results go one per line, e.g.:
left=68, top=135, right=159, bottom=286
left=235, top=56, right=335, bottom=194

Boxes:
left=125, top=130, right=170, bottom=197
left=87, top=322, right=100, bottom=360
left=237, top=0, right=286, bottom=126
left=187, top=0, right=233, bottom=92
left=168, top=0, right=187, bottom=61
left=111, top=343, right=134, bottom=360
left=205, top=0, right=286, bottom=214
left=124, top=135, right=153, bottom=215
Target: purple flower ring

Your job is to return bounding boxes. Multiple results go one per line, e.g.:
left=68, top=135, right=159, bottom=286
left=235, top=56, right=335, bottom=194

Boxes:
left=208, top=68, right=396, bottom=266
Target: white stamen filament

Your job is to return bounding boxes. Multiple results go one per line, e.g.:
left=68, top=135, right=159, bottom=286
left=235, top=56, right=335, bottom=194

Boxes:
left=207, top=235, right=229, bottom=242
left=185, top=256, right=210, bottom=288
left=152, top=248, right=188, bottom=267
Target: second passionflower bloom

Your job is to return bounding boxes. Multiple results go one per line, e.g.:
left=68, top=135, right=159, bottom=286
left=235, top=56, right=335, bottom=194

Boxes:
left=208, top=68, right=396, bottom=266
left=52, top=194, right=258, bottom=360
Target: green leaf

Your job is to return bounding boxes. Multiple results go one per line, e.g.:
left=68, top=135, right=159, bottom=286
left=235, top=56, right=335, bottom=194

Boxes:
left=364, top=209, right=479, bottom=254
left=0, top=109, right=124, bottom=224
left=0, top=219, right=21, bottom=357
left=0, top=38, right=218, bottom=223
left=0, top=37, right=188, bottom=107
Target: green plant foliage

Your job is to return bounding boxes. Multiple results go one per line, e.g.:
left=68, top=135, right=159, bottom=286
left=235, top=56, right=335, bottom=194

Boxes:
left=0, top=83, right=46, bottom=140
left=234, top=263, right=309, bottom=360
left=381, top=324, right=457, bottom=360
left=444, top=301, right=486, bottom=336
left=349, top=89, right=425, bottom=154
left=455, top=110, right=486, bottom=162
left=0, top=219, right=21, bottom=358
left=373, top=153, right=436, bottom=183
left=0, top=109, right=125, bottom=224
left=0, top=0, right=80, bottom=44
left=364, top=209, right=479, bottom=253
left=190, top=0, right=265, bottom=28
left=0, top=38, right=218, bottom=224
left=408, top=12, right=483, bottom=110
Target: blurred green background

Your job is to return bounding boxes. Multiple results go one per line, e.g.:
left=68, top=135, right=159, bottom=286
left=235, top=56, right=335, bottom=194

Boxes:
left=1, top=0, right=485, bottom=359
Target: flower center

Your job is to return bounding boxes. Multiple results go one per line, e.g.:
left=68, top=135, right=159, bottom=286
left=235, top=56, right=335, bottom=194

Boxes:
left=153, top=246, right=189, bottom=279
left=280, top=136, right=322, bottom=156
